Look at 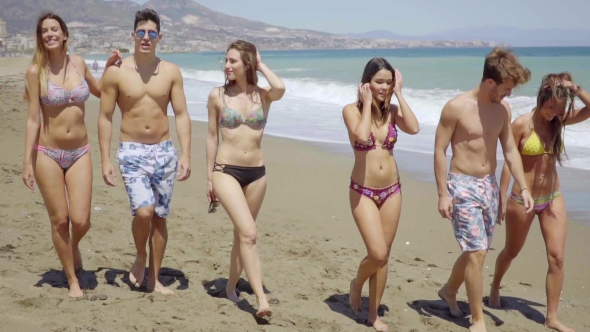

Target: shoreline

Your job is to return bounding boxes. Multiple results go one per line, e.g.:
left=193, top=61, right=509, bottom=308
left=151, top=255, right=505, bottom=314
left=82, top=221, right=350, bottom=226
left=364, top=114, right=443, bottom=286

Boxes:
left=72, top=45, right=590, bottom=57
left=183, top=116, right=590, bottom=226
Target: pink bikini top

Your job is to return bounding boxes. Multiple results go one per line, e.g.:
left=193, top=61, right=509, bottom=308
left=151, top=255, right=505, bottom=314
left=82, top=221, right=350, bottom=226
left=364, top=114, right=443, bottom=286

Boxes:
left=40, top=57, right=90, bottom=106
left=353, top=122, right=398, bottom=151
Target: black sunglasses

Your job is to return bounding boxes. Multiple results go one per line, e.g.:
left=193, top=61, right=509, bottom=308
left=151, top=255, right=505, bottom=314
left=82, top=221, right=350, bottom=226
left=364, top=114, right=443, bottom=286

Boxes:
left=208, top=200, right=220, bottom=213
left=135, top=29, right=159, bottom=40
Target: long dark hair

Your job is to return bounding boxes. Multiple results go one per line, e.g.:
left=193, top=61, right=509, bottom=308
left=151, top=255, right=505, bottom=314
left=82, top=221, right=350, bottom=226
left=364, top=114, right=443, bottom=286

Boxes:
left=356, top=58, right=395, bottom=125
left=532, top=72, right=576, bottom=165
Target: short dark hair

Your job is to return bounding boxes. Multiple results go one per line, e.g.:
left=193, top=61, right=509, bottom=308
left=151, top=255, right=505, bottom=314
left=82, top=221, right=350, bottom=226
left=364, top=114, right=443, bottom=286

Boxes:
left=134, top=8, right=160, bottom=32
left=481, top=47, right=531, bottom=86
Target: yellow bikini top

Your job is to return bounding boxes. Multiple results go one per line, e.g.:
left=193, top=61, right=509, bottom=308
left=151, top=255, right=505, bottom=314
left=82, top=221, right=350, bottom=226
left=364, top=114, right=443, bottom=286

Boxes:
left=521, top=131, right=563, bottom=156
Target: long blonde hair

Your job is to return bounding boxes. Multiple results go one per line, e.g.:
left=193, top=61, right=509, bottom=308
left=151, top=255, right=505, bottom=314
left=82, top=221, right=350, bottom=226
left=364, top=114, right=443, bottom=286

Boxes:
left=24, top=12, right=69, bottom=101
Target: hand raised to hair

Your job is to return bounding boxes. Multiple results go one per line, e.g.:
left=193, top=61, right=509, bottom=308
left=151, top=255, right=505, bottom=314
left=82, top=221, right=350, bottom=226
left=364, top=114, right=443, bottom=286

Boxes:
left=256, top=51, right=262, bottom=71
left=358, top=83, right=372, bottom=104
left=393, top=69, right=403, bottom=95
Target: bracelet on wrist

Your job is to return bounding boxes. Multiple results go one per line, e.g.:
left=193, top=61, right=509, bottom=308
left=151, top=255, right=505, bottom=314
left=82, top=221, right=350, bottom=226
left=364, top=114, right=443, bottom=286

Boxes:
left=520, top=187, right=530, bottom=194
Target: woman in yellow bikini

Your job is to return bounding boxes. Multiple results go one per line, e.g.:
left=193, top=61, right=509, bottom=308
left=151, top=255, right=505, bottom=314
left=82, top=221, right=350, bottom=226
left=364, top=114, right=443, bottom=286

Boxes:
left=489, top=73, right=590, bottom=332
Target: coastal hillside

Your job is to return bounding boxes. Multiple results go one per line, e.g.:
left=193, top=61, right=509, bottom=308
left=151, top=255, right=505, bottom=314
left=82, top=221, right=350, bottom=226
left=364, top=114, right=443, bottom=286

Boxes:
left=0, top=0, right=507, bottom=52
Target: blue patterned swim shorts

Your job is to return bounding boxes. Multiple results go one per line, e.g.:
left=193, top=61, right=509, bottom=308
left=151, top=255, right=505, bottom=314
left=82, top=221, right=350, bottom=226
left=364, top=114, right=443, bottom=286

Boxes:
left=116, top=140, right=178, bottom=218
left=447, top=172, right=499, bottom=252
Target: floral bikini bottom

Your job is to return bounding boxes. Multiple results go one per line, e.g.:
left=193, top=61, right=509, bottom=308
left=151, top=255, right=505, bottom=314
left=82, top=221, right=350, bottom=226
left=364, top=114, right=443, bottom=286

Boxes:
left=349, top=179, right=401, bottom=207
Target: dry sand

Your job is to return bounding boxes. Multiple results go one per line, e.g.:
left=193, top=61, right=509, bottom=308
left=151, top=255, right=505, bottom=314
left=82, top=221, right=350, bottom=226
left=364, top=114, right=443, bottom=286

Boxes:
left=0, top=57, right=589, bottom=332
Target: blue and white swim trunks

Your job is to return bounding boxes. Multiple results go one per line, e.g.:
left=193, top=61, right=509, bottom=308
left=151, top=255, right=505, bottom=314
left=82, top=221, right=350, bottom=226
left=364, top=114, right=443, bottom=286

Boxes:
left=116, top=140, right=178, bottom=218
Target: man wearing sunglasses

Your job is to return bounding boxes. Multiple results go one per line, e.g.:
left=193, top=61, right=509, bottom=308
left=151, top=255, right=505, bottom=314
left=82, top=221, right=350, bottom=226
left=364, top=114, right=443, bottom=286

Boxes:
left=98, top=8, right=192, bottom=295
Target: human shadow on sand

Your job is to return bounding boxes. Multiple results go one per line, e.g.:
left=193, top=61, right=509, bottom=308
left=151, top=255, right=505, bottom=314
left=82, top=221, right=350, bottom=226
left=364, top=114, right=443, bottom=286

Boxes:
left=202, top=277, right=273, bottom=325
left=324, top=293, right=390, bottom=328
left=34, top=268, right=98, bottom=290
left=483, top=295, right=546, bottom=325
left=102, top=267, right=189, bottom=292
left=406, top=294, right=543, bottom=329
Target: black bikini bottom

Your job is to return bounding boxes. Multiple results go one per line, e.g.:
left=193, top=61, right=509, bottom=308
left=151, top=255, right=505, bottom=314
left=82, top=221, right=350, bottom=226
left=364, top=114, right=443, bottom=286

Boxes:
left=213, top=163, right=266, bottom=187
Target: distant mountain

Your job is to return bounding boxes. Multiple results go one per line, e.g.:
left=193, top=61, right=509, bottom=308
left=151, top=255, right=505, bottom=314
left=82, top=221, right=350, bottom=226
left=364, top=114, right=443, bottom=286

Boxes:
left=0, top=0, right=508, bottom=51
left=137, top=0, right=310, bottom=33
left=0, top=0, right=131, bottom=33
left=104, top=0, right=141, bottom=13
left=342, top=30, right=410, bottom=41
left=433, top=26, right=590, bottom=47
left=0, top=0, right=329, bottom=36
left=344, top=26, right=590, bottom=47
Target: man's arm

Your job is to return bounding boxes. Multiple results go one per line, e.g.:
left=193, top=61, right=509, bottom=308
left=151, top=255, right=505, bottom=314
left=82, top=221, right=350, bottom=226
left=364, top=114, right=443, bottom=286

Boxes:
left=169, top=64, right=192, bottom=181
left=499, top=102, right=533, bottom=212
left=434, top=101, right=458, bottom=219
left=498, top=117, right=524, bottom=222
left=98, top=66, right=119, bottom=186
left=499, top=117, right=524, bottom=195
left=434, top=102, right=457, bottom=197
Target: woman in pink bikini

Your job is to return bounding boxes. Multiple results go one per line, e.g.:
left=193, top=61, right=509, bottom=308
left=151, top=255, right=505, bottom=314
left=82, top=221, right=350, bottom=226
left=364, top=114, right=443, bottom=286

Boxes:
left=22, top=12, right=120, bottom=299
left=489, top=73, right=590, bottom=332
left=343, top=58, right=419, bottom=331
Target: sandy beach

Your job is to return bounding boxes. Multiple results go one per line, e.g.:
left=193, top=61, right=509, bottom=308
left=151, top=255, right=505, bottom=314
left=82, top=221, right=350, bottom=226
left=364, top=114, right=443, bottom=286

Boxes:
left=0, top=57, right=589, bottom=332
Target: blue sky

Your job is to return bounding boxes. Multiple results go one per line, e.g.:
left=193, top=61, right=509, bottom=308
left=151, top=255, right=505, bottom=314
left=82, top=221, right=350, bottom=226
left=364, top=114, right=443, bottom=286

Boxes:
left=126, top=0, right=590, bottom=35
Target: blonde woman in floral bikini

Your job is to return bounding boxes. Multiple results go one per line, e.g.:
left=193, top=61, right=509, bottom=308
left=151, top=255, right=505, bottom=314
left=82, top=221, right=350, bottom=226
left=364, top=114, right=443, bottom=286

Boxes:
left=22, top=12, right=120, bottom=299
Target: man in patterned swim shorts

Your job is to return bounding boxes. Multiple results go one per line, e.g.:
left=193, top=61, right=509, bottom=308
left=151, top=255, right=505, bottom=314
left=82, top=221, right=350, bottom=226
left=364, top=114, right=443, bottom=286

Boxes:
left=98, top=9, right=192, bottom=295
left=433, top=48, right=534, bottom=332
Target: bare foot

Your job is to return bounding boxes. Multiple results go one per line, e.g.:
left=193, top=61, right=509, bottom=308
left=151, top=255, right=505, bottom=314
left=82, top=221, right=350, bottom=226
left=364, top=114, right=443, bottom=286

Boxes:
left=368, top=317, right=389, bottom=332
left=469, top=321, right=488, bottom=332
left=545, top=318, right=575, bottom=332
left=225, top=287, right=240, bottom=303
left=438, top=285, right=463, bottom=317
left=68, top=279, right=84, bottom=299
left=73, top=247, right=83, bottom=274
left=256, top=297, right=272, bottom=318
left=128, top=256, right=146, bottom=288
left=488, top=285, right=502, bottom=309
left=349, top=278, right=362, bottom=313
left=148, top=280, right=174, bottom=295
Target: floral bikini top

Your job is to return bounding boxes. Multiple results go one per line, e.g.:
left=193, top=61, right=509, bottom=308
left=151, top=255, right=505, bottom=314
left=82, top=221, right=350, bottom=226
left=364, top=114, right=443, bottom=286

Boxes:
left=40, top=56, right=90, bottom=106
left=218, top=88, right=267, bottom=129
left=353, top=122, right=398, bottom=151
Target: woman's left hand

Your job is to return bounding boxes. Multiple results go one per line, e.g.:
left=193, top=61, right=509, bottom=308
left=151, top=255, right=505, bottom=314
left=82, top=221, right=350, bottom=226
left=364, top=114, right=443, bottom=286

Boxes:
left=105, top=49, right=122, bottom=68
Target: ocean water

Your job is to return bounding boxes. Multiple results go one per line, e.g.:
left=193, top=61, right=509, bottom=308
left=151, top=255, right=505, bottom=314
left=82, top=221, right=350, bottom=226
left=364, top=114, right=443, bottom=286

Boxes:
left=86, top=47, right=590, bottom=222
left=87, top=47, right=590, bottom=169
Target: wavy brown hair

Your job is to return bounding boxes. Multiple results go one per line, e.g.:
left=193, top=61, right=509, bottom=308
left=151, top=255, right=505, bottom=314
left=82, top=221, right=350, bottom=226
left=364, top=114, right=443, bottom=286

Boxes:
left=24, top=12, right=69, bottom=101
left=532, top=72, right=576, bottom=165
left=356, top=58, right=395, bottom=125
left=223, top=40, right=258, bottom=89
left=482, top=47, right=531, bottom=86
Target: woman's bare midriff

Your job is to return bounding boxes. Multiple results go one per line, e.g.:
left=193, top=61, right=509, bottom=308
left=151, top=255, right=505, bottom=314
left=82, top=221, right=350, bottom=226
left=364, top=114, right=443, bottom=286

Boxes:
left=38, top=103, right=88, bottom=150
left=215, top=127, right=265, bottom=167
left=511, top=155, right=560, bottom=198
left=351, top=150, right=400, bottom=188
